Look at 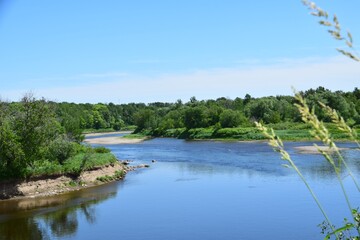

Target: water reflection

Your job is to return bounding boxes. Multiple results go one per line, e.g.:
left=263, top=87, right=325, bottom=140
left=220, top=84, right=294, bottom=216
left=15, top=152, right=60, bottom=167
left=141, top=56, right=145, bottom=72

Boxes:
left=40, top=199, right=99, bottom=238
left=0, top=218, right=47, bottom=240
left=0, top=183, right=119, bottom=240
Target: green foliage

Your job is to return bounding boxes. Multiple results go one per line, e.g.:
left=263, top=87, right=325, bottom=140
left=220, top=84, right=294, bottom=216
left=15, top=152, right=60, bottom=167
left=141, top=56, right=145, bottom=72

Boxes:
left=63, top=152, right=117, bottom=175
left=134, top=109, right=157, bottom=132
left=183, top=106, right=207, bottom=129
left=96, top=170, right=125, bottom=183
left=0, top=94, right=62, bottom=179
left=219, top=109, right=246, bottom=128
left=82, top=128, right=117, bottom=134
left=46, top=135, right=76, bottom=164
left=2, top=88, right=360, bottom=179
left=24, top=152, right=117, bottom=178
left=214, top=127, right=265, bottom=140
left=14, top=94, right=61, bottom=168
left=0, top=118, right=26, bottom=178
left=27, top=160, right=63, bottom=177
left=0, top=94, right=119, bottom=180
left=122, top=132, right=150, bottom=139
left=33, top=87, right=360, bottom=139
left=93, top=146, right=111, bottom=153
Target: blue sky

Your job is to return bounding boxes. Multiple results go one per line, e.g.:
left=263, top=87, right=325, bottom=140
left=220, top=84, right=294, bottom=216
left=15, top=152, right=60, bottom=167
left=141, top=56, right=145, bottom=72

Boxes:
left=0, top=0, right=359, bottom=103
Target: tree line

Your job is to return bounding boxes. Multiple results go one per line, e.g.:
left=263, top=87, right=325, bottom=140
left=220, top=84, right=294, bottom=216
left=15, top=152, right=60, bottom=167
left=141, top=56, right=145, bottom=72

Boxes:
left=55, top=86, right=360, bottom=134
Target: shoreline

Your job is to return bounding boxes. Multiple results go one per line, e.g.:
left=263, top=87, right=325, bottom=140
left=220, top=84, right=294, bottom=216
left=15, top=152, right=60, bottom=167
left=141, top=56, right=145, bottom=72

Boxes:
left=84, top=136, right=145, bottom=145
left=83, top=131, right=147, bottom=145
left=0, top=161, right=147, bottom=201
left=293, top=145, right=349, bottom=154
left=84, top=131, right=132, bottom=137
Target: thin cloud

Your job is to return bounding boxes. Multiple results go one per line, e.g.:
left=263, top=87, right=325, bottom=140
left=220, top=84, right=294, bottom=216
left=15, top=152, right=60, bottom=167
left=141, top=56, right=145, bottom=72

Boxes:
left=3, top=56, right=359, bottom=103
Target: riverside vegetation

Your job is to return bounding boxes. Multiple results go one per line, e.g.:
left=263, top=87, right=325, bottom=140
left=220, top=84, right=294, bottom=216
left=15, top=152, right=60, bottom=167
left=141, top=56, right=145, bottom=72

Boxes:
left=1, top=88, right=359, bottom=185
left=0, top=94, right=118, bottom=183
left=33, top=87, right=360, bottom=140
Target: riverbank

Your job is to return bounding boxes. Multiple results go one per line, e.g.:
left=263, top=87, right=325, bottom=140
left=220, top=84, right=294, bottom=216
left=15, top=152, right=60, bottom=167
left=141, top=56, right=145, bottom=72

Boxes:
left=84, top=136, right=145, bottom=144
left=83, top=131, right=149, bottom=144
left=84, top=131, right=132, bottom=137
left=137, top=124, right=360, bottom=141
left=0, top=161, right=147, bottom=200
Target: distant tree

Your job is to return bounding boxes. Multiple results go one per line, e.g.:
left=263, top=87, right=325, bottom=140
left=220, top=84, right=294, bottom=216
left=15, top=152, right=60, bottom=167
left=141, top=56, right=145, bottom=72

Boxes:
left=244, top=94, right=252, bottom=105
left=134, top=109, right=156, bottom=132
left=183, top=106, right=206, bottom=129
left=245, top=98, right=281, bottom=123
left=219, top=109, right=243, bottom=128
left=160, top=110, right=184, bottom=129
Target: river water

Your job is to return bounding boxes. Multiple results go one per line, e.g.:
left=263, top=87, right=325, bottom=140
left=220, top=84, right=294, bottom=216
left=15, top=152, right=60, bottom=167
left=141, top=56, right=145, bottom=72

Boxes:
left=0, top=136, right=359, bottom=240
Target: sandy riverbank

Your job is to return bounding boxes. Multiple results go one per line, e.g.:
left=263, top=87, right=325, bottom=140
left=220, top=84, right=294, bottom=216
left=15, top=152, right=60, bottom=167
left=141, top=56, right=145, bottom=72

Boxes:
left=0, top=162, right=147, bottom=200
left=294, top=145, right=348, bottom=154
left=83, top=131, right=147, bottom=144
left=84, top=131, right=132, bottom=137
left=84, top=136, right=145, bottom=144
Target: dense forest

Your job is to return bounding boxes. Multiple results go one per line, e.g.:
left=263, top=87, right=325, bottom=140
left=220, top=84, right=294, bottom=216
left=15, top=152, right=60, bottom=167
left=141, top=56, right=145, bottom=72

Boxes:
left=54, top=86, right=360, bottom=136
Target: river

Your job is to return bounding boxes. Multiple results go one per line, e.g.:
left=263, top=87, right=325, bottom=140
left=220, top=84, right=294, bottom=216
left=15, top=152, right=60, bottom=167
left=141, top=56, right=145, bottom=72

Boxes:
left=0, top=135, right=359, bottom=239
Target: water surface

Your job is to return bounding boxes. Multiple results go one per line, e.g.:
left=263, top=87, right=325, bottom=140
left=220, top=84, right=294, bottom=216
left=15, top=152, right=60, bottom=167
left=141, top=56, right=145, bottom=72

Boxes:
left=1, top=137, right=359, bottom=239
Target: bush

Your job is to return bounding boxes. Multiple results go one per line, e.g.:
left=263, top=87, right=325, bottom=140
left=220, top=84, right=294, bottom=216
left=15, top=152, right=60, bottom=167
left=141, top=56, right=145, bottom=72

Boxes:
left=93, top=146, right=111, bottom=153
left=46, top=135, right=76, bottom=164
left=219, top=110, right=244, bottom=128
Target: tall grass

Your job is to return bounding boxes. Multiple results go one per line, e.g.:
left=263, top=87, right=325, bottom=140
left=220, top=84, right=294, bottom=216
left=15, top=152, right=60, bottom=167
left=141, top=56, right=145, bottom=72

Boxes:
left=257, top=92, right=360, bottom=239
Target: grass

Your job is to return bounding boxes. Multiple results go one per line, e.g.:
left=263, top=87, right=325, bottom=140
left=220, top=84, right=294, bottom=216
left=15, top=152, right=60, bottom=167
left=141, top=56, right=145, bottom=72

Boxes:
left=82, top=128, right=118, bottom=134
left=96, top=170, right=125, bottom=182
left=122, top=132, right=150, bottom=139
left=132, top=123, right=359, bottom=141
left=63, top=152, right=117, bottom=175
left=82, top=125, right=137, bottom=134
left=27, top=152, right=117, bottom=178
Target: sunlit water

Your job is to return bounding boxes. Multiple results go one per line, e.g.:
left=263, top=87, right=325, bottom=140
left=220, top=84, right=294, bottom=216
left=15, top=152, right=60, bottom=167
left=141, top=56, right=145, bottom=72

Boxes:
left=1, top=136, right=359, bottom=240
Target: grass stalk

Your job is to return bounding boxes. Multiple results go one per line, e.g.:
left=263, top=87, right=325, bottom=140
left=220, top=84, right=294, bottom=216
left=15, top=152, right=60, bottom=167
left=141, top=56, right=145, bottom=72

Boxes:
left=255, top=122, right=338, bottom=238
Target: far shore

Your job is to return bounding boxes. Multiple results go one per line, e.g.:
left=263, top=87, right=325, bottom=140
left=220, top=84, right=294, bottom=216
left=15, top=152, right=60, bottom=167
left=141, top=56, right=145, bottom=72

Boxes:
left=84, top=135, right=146, bottom=144
left=83, top=131, right=148, bottom=144
left=294, top=145, right=349, bottom=154
left=84, top=131, right=132, bottom=137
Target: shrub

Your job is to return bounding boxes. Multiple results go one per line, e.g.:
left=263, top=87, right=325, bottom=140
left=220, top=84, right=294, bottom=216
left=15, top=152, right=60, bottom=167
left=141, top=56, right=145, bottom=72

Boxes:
left=46, top=135, right=76, bottom=164
left=93, top=146, right=111, bottom=154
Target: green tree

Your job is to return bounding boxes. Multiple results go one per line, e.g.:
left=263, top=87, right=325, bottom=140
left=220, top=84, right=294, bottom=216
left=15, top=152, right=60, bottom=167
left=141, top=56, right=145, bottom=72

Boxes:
left=183, top=106, right=207, bottom=129
left=134, top=109, right=157, bottom=132
left=219, top=109, right=244, bottom=128
left=0, top=94, right=63, bottom=178
left=92, top=110, right=107, bottom=129
left=13, top=94, right=60, bottom=168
